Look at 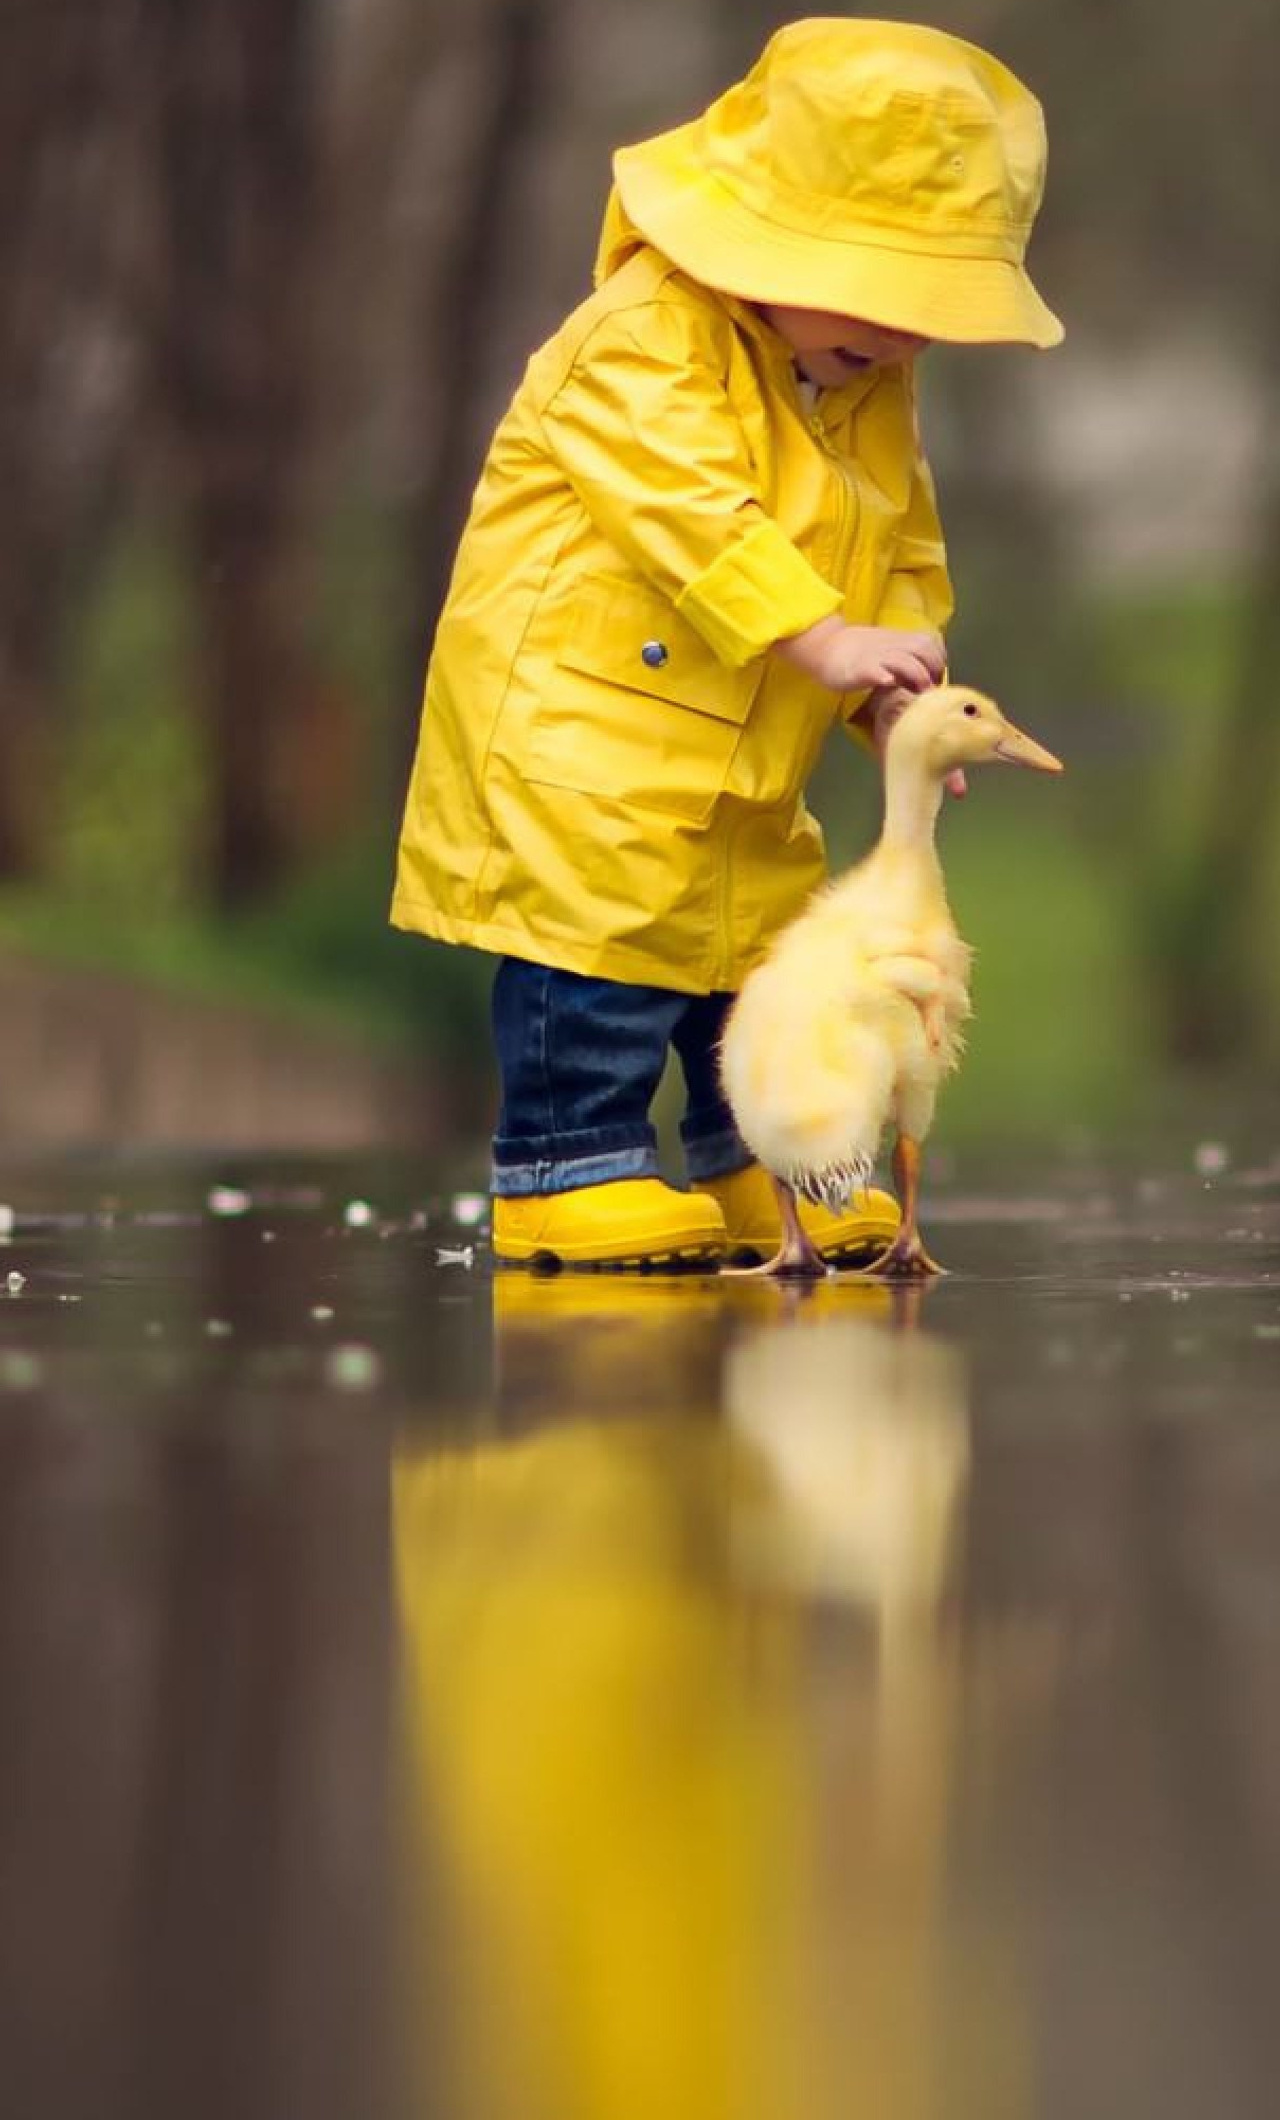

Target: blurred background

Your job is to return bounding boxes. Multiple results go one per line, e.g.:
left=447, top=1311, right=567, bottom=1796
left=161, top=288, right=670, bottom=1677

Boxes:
left=4, top=0, right=1279, bottom=1162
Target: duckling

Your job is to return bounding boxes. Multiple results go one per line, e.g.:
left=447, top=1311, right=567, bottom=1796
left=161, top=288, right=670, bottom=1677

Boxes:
left=719, top=685, right=1062, bottom=1278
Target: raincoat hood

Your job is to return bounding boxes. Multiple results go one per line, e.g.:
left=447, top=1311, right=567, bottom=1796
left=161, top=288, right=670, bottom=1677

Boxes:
left=597, top=17, right=1062, bottom=349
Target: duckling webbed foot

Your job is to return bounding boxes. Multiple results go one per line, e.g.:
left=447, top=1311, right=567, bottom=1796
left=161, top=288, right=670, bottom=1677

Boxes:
left=722, top=1175, right=829, bottom=1280
left=859, top=1229, right=946, bottom=1279
left=852, top=1132, right=945, bottom=1277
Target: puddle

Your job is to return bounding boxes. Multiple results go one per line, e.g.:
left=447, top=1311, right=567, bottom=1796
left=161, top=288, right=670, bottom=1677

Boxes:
left=1, top=1155, right=1278, bottom=2116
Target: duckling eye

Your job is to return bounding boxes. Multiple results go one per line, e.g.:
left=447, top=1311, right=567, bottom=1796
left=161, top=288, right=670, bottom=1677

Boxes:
left=962, top=703, right=979, bottom=717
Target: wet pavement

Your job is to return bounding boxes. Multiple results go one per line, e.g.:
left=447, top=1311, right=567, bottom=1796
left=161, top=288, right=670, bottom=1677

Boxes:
left=2, top=1152, right=1279, bottom=2119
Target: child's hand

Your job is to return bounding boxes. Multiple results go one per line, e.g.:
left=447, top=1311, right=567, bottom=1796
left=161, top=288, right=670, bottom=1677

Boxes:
left=775, top=617, right=945, bottom=694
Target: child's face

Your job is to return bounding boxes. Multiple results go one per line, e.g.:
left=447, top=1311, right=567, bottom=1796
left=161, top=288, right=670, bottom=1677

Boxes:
left=759, top=304, right=929, bottom=387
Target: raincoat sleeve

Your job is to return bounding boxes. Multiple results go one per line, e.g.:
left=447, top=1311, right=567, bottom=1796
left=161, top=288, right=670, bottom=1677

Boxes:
left=537, top=307, right=841, bottom=668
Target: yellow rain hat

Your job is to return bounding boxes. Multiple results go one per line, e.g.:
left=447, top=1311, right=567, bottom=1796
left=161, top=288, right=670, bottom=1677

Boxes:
left=604, top=17, right=1063, bottom=348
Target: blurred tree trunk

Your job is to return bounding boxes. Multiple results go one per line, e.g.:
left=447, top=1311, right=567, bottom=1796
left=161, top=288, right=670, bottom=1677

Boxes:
left=0, top=311, right=55, bottom=877
left=0, top=7, right=101, bottom=877
left=397, top=0, right=555, bottom=762
left=146, top=0, right=317, bottom=910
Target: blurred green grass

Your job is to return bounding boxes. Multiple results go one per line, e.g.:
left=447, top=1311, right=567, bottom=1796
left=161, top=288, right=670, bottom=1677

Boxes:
left=2, top=529, right=1260, bottom=1147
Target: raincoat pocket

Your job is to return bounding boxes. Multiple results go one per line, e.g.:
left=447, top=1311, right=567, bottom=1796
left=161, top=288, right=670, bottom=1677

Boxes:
left=525, top=575, right=765, bottom=825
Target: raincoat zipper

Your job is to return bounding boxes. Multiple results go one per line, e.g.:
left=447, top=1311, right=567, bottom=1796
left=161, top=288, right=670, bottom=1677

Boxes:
left=806, top=401, right=860, bottom=587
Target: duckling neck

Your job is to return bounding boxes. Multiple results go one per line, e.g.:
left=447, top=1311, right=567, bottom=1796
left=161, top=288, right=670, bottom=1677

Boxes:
left=881, top=753, right=945, bottom=858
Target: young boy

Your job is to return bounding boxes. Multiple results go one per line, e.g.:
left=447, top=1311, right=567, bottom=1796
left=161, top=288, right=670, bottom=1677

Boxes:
left=392, top=17, right=1062, bottom=1269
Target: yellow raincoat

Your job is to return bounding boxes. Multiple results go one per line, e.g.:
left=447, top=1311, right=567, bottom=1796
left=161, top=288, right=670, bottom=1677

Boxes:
left=391, top=223, right=953, bottom=994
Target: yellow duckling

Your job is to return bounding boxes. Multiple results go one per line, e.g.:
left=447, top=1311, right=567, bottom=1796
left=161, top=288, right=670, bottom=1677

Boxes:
left=719, top=685, right=1062, bottom=1278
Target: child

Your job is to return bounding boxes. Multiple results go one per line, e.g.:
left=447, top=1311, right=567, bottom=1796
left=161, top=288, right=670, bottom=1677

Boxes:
left=392, top=17, right=1062, bottom=1269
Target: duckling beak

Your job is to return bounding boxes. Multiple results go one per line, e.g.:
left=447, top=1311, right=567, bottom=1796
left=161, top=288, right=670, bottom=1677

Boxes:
left=991, top=718, right=1063, bottom=773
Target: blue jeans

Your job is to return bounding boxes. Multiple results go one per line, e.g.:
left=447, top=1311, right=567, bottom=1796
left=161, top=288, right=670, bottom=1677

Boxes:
left=490, top=958, right=753, bottom=1196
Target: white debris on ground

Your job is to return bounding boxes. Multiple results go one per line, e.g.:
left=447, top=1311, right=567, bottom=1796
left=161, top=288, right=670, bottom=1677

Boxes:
left=343, top=1199, right=376, bottom=1229
left=310, top=1304, right=335, bottom=1322
left=325, top=1343, right=382, bottom=1392
left=436, top=1245, right=475, bottom=1269
left=450, top=1192, right=487, bottom=1227
left=0, top=1205, right=14, bottom=1238
left=204, top=1319, right=234, bottom=1338
left=208, top=1185, right=252, bottom=1217
left=6, top=1271, right=25, bottom=1296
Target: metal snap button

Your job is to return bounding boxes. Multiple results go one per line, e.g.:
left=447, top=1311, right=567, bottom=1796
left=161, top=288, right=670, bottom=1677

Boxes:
left=641, top=640, right=669, bottom=669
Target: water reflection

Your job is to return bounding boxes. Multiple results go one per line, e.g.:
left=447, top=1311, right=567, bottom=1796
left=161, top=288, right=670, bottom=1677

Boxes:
left=394, top=1278, right=1011, bottom=2120
left=3, top=1158, right=1279, bottom=2117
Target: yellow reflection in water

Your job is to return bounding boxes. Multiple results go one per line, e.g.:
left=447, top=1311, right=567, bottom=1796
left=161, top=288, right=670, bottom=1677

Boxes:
left=394, top=1276, right=1025, bottom=2120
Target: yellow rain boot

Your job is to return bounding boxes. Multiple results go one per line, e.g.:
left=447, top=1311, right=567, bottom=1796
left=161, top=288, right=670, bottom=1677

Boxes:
left=701, top=1163, right=900, bottom=1268
left=493, top=1177, right=727, bottom=1271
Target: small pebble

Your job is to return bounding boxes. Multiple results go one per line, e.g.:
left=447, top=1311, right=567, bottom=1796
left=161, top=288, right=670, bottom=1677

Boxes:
left=204, top=1318, right=234, bottom=1338
left=310, top=1304, right=335, bottom=1322
left=261, top=1229, right=277, bottom=1243
left=208, top=1185, right=252, bottom=1217
left=6, top=1271, right=25, bottom=1296
left=343, top=1200, right=375, bottom=1230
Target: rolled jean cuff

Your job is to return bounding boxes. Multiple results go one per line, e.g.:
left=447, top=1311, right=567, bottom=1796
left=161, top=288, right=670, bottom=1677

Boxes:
left=681, top=1120, right=754, bottom=1184
left=491, top=1123, right=660, bottom=1198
